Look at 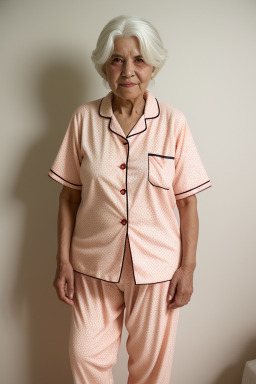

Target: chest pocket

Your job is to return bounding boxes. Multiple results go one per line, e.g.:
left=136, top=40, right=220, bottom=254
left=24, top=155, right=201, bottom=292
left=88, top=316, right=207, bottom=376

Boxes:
left=148, top=153, right=175, bottom=190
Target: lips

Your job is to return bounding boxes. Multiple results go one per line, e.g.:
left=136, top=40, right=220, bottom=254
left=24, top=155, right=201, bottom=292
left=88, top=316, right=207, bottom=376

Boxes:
left=120, top=83, right=137, bottom=87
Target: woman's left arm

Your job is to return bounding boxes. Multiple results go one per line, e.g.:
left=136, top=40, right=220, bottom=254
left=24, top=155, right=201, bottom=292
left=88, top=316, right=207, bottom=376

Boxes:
left=168, top=194, right=199, bottom=309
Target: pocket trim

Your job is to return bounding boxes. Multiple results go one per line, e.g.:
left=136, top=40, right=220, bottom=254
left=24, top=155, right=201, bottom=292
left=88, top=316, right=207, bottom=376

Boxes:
left=147, top=153, right=175, bottom=190
left=148, top=153, right=174, bottom=159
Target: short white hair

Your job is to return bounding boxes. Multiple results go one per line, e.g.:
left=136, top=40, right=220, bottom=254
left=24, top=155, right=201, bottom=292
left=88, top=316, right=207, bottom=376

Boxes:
left=91, top=15, right=168, bottom=87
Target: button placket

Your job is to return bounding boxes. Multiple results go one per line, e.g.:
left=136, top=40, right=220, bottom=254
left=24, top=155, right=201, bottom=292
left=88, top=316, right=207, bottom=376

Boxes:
left=120, top=160, right=127, bottom=224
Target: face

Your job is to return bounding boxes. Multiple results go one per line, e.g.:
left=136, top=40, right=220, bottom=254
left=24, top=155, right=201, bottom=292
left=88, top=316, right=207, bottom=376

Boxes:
left=102, top=36, right=155, bottom=100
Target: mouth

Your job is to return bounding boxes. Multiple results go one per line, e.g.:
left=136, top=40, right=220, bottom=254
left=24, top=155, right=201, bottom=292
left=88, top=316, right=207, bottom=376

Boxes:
left=120, top=83, right=137, bottom=87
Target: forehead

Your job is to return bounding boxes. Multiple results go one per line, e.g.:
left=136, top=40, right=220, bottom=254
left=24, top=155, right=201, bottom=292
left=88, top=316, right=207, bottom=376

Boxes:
left=112, top=36, right=142, bottom=56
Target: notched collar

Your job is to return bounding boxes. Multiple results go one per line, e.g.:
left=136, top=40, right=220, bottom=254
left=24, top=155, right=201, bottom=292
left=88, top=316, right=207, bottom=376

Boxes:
left=98, top=89, right=160, bottom=138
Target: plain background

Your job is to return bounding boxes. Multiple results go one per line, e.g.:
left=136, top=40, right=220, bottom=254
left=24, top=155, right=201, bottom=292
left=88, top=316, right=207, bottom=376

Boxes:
left=1, top=1, right=255, bottom=383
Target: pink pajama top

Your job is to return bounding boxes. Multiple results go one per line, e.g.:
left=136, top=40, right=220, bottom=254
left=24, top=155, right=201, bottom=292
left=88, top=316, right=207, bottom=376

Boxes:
left=48, top=90, right=212, bottom=284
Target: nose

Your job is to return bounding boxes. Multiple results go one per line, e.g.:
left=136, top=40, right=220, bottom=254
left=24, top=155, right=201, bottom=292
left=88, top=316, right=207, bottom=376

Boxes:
left=121, top=59, right=134, bottom=77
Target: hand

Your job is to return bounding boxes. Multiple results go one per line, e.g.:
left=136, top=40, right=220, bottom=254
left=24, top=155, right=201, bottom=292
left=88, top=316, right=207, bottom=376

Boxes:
left=167, top=265, right=194, bottom=310
left=53, top=261, right=75, bottom=306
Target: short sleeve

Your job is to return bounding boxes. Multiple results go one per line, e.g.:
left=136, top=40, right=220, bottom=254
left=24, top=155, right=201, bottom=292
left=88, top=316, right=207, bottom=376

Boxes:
left=172, top=114, right=212, bottom=200
left=48, top=110, right=83, bottom=190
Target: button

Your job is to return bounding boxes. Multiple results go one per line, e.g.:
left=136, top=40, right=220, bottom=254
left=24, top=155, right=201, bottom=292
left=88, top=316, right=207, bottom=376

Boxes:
left=120, top=163, right=126, bottom=169
left=120, top=189, right=126, bottom=195
left=121, top=219, right=127, bottom=225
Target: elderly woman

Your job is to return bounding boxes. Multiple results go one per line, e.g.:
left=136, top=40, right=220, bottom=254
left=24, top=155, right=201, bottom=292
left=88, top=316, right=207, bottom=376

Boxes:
left=48, top=15, right=212, bottom=384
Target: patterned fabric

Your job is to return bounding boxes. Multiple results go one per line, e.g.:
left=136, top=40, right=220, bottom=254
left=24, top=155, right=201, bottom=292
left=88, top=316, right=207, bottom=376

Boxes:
left=69, top=236, right=180, bottom=383
left=48, top=90, right=212, bottom=284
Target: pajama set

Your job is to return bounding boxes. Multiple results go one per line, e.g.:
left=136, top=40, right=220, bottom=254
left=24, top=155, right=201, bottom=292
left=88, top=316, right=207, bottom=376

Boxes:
left=48, top=89, right=212, bottom=383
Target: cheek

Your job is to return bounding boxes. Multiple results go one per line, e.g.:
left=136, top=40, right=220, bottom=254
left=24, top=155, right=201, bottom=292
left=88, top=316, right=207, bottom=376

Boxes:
left=139, top=68, right=153, bottom=81
left=107, top=67, right=121, bottom=81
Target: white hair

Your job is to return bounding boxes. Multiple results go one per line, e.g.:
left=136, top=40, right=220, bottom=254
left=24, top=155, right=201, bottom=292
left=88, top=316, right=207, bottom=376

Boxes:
left=91, top=15, right=168, bottom=88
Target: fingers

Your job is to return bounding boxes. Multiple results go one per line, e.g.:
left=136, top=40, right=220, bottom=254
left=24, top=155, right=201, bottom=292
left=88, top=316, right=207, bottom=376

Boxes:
left=168, top=292, right=185, bottom=309
left=168, top=289, right=191, bottom=309
left=167, top=283, right=192, bottom=310
left=168, top=277, right=178, bottom=308
left=65, top=274, right=74, bottom=299
left=167, top=269, right=194, bottom=310
left=53, top=268, right=75, bottom=306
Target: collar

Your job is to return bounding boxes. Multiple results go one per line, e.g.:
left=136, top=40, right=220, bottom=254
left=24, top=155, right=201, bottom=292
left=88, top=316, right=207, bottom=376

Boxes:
left=98, top=89, right=160, bottom=138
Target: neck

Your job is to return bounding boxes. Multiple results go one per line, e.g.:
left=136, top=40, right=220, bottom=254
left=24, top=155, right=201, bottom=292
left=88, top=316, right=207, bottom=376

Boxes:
left=112, top=93, right=146, bottom=117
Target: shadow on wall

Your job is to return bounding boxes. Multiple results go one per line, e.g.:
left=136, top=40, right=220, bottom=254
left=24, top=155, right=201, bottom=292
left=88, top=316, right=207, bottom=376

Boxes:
left=9, top=58, right=91, bottom=384
left=214, top=338, right=256, bottom=384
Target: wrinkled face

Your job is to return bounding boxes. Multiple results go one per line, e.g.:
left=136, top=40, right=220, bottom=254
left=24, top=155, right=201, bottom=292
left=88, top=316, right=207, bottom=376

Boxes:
left=102, top=36, right=154, bottom=99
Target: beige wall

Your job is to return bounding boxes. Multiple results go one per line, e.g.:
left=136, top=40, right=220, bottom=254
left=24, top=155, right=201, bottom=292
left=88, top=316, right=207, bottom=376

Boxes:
left=1, top=0, right=256, bottom=383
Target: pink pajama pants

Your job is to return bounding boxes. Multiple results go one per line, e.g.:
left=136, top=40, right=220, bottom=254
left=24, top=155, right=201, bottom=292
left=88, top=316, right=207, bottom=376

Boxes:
left=69, top=237, right=180, bottom=384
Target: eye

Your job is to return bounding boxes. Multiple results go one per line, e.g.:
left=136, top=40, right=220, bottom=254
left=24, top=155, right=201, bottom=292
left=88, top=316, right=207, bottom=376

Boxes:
left=136, top=58, right=144, bottom=63
left=112, top=58, right=122, bottom=63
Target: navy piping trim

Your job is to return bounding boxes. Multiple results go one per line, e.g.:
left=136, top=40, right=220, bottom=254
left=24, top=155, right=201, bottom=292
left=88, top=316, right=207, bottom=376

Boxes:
left=175, top=180, right=211, bottom=196
left=148, top=153, right=174, bottom=159
left=73, top=269, right=173, bottom=285
left=147, top=180, right=170, bottom=190
left=122, top=139, right=137, bottom=284
left=98, top=95, right=160, bottom=139
left=48, top=169, right=82, bottom=187
left=97, top=94, right=161, bottom=284
left=126, top=97, right=160, bottom=138
left=147, top=154, right=175, bottom=190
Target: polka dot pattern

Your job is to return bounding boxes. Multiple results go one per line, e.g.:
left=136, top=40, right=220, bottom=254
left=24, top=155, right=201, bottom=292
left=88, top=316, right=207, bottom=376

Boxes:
left=69, top=236, right=180, bottom=383
left=48, top=89, right=212, bottom=284
left=48, top=111, right=83, bottom=190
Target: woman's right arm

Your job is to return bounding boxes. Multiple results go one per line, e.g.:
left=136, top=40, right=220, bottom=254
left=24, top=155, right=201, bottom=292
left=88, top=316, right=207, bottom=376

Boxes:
left=53, top=185, right=82, bottom=306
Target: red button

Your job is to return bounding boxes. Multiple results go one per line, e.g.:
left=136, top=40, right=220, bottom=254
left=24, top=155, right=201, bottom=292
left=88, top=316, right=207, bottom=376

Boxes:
left=120, top=163, right=126, bottom=169
left=120, top=189, right=126, bottom=195
left=121, top=219, right=127, bottom=225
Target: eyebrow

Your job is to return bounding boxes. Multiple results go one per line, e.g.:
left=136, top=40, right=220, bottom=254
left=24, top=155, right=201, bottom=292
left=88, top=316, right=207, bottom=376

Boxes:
left=110, top=53, right=143, bottom=58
